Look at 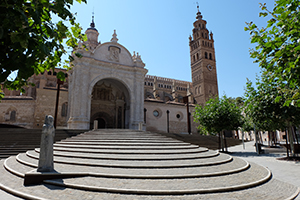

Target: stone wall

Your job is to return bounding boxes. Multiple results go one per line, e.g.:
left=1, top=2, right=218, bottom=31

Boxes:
left=0, top=98, right=35, bottom=128
left=33, top=88, right=68, bottom=128
left=144, top=100, right=198, bottom=134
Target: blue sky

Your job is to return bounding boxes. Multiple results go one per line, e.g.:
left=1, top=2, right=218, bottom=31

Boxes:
left=70, top=0, right=275, bottom=98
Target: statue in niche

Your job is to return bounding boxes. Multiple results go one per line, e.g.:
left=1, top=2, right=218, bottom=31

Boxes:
left=38, top=115, right=55, bottom=172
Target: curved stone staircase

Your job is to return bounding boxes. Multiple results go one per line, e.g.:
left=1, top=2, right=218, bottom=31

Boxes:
left=0, top=129, right=299, bottom=199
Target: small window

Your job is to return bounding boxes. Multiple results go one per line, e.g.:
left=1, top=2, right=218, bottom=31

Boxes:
left=145, top=82, right=146, bottom=85
left=65, top=73, right=68, bottom=78
left=209, top=53, right=212, bottom=60
left=48, top=71, right=52, bottom=75
left=205, top=52, right=208, bottom=59
left=153, top=110, right=159, bottom=117
left=196, top=53, right=199, bottom=60
left=193, top=55, right=196, bottom=62
left=151, top=83, right=153, bottom=86
left=53, top=71, right=57, bottom=76
left=176, top=114, right=181, bottom=119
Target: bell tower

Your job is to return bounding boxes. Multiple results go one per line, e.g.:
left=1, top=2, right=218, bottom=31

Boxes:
left=189, top=5, right=218, bottom=105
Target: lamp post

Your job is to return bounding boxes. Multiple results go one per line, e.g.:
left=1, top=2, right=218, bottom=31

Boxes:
left=166, top=110, right=170, bottom=133
left=54, top=79, right=64, bottom=128
left=183, top=96, right=191, bottom=134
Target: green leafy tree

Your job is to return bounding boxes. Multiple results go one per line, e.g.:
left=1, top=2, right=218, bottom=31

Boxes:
left=0, top=0, right=87, bottom=99
left=193, top=95, right=244, bottom=151
left=244, top=73, right=300, bottom=155
left=245, top=0, right=300, bottom=106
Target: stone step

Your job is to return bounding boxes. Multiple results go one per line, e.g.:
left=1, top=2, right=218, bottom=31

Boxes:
left=43, top=162, right=271, bottom=195
left=52, top=145, right=207, bottom=154
left=56, top=141, right=193, bottom=146
left=0, top=129, right=299, bottom=200
left=3, top=156, right=34, bottom=178
left=0, top=161, right=298, bottom=200
left=25, top=150, right=233, bottom=168
left=5, top=154, right=250, bottom=179
left=35, top=148, right=219, bottom=161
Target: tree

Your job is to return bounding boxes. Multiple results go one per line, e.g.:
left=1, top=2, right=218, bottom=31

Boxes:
left=193, top=95, right=244, bottom=151
left=245, top=0, right=300, bottom=106
left=244, top=73, right=300, bottom=156
left=0, top=0, right=87, bottom=99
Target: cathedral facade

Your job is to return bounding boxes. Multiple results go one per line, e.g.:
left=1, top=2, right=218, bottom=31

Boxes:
left=0, top=9, right=218, bottom=134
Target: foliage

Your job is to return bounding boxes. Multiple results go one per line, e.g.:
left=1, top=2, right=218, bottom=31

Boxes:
left=193, top=95, right=244, bottom=134
left=0, top=0, right=87, bottom=96
left=245, top=0, right=300, bottom=106
left=244, top=73, right=300, bottom=131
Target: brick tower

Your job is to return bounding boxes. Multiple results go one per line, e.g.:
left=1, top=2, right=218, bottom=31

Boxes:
left=189, top=5, right=218, bottom=105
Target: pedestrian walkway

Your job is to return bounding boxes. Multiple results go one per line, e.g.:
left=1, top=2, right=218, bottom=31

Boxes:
left=228, top=141, right=300, bottom=199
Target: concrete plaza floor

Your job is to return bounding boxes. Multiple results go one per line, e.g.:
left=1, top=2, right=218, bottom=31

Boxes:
left=228, top=141, right=300, bottom=200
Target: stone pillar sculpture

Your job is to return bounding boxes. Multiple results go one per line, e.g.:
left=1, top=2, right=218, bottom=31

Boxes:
left=37, top=115, right=55, bottom=172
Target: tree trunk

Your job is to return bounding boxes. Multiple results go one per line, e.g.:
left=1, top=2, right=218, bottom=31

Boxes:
left=224, top=131, right=228, bottom=152
left=288, top=126, right=295, bottom=157
left=285, top=130, right=289, bottom=158
left=218, top=132, right=221, bottom=151
left=236, top=130, right=239, bottom=139
left=255, top=130, right=260, bottom=155
left=220, top=131, right=225, bottom=152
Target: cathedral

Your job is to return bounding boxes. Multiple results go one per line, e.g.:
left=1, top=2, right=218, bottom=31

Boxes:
left=0, top=8, right=218, bottom=134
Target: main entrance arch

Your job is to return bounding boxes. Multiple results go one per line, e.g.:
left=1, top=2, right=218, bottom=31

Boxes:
left=90, top=78, right=130, bottom=129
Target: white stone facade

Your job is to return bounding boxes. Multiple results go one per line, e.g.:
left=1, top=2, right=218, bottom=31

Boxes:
left=67, top=29, right=148, bottom=130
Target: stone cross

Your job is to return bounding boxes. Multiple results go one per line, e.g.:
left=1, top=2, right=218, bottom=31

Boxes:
left=37, top=115, right=55, bottom=172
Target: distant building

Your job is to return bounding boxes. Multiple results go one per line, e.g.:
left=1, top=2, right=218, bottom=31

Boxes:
left=0, top=9, right=218, bottom=134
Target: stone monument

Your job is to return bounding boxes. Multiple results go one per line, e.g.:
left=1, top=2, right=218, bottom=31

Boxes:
left=37, top=115, right=55, bottom=172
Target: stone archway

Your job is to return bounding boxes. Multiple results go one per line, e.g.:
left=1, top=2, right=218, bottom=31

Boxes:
left=90, top=78, right=130, bottom=129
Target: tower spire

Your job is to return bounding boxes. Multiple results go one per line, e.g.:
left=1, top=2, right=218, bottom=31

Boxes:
left=88, top=11, right=98, bottom=31
left=196, top=2, right=203, bottom=20
left=90, top=11, right=95, bottom=28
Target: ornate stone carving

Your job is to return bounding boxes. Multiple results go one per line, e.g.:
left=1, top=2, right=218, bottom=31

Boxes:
left=108, top=46, right=120, bottom=62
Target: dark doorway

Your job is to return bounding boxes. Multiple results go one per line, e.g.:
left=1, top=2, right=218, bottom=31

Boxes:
left=97, top=118, right=106, bottom=128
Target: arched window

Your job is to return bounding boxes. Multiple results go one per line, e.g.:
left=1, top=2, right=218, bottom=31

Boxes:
left=61, top=102, right=68, bottom=117
left=193, top=55, right=196, bottom=62
left=198, top=86, right=201, bottom=94
left=53, top=71, right=57, bottom=76
left=48, top=71, right=52, bottom=75
left=196, top=53, right=199, bottom=60
left=209, top=53, right=212, bottom=60
left=195, top=87, right=197, bottom=94
left=205, top=33, right=207, bottom=39
left=202, top=33, right=204, bottom=38
left=10, top=110, right=16, bottom=121
left=205, top=52, right=208, bottom=59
